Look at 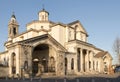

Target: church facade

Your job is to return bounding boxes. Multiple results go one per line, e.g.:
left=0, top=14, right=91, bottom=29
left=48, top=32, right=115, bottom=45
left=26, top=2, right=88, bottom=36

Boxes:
left=0, top=9, right=112, bottom=77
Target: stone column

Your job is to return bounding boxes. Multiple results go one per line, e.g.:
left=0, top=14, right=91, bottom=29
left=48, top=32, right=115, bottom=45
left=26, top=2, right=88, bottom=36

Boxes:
left=16, top=45, right=20, bottom=75
left=80, top=48, right=83, bottom=72
left=94, top=60, right=96, bottom=71
left=91, top=51, right=94, bottom=71
left=9, top=55, right=12, bottom=77
left=86, top=50, right=89, bottom=72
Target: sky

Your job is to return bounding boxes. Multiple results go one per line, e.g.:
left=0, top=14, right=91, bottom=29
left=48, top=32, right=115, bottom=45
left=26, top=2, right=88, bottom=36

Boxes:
left=0, top=0, right=120, bottom=64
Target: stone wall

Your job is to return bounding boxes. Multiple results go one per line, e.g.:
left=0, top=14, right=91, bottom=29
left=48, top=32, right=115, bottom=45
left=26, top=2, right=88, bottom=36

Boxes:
left=0, top=67, right=9, bottom=77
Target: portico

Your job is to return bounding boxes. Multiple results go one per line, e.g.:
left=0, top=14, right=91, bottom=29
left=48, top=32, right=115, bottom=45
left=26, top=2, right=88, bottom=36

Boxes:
left=76, top=48, right=94, bottom=73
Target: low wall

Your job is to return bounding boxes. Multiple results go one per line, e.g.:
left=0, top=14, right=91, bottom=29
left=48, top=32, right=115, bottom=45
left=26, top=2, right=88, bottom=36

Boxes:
left=0, top=67, right=9, bottom=77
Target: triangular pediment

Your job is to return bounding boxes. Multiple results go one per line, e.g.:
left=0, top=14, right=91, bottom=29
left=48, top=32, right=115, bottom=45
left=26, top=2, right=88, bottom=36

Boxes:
left=95, top=51, right=113, bottom=60
left=68, top=20, right=88, bottom=36
left=19, top=34, right=67, bottom=52
left=103, top=52, right=113, bottom=60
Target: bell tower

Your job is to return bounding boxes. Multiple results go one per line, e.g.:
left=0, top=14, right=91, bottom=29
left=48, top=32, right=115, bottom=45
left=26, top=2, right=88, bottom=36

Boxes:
left=38, top=8, right=49, bottom=21
left=8, top=13, right=19, bottom=40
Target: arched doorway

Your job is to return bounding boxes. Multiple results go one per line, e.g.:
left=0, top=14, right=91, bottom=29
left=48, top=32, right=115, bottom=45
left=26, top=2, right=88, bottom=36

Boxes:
left=32, top=44, right=49, bottom=76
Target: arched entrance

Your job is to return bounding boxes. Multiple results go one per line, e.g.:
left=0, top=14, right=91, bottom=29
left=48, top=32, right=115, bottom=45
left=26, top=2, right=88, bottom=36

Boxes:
left=32, top=44, right=52, bottom=76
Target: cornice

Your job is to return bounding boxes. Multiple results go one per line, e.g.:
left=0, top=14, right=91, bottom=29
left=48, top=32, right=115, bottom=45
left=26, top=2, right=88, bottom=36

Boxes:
left=0, top=51, right=8, bottom=55
left=26, top=20, right=55, bottom=27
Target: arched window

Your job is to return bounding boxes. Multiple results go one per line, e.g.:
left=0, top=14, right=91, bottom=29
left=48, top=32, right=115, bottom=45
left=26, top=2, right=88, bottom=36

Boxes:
left=89, top=61, right=91, bottom=69
left=42, top=15, right=44, bottom=20
left=13, top=27, right=16, bottom=35
left=12, top=53, right=16, bottom=67
left=24, top=61, right=28, bottom=70
left=71, top=58, right=74, bottom=70
left=65, top=57, right=67, bottom=75
left=11, top=53, right=16, bottom=74
left=77, top=48, right=80, bottom=72
left=65, top=58, right=67, bottom=67
left=9, top=28, right=11, bottom=34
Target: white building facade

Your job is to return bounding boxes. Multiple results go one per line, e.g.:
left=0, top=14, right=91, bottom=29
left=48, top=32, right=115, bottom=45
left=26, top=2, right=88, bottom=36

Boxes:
left=0, top=9, right=112, bottom=77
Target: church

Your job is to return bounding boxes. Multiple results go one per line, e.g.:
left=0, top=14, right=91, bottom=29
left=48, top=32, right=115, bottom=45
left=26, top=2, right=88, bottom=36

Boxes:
left=0, top=8, right=113, bottom=78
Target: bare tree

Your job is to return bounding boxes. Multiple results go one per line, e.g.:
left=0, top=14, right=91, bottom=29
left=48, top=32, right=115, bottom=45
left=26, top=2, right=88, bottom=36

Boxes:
left=113, top=37, right=120, bottom=65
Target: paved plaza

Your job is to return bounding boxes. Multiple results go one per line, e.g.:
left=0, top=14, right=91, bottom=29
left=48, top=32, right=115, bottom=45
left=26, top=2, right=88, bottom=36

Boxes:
left=0, top=77, right=120, bottom=82
left=0, top=74, right=120, bottom=82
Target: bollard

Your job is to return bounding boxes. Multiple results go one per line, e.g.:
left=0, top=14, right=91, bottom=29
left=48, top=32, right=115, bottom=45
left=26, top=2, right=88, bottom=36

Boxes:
left=12, top=75, right=14, bottom=80
left=91, top=78, right=95, bottom=82
left=76, top=78, right=79, bottom=82
left=106, top=79, right=109, bottom=82
left=17, top=77, right=19, bottom=80
left=5, top=76, right=8, bottom=80
left=30, top=76, right=33, bottom=81
left=22, top=76, right=25, bottom=80
left=30, top=78, right=33, bottom=81
left=64, top=77, right=66, bottom=82
left=55, top=79, right=57, bottom=82
left=39, top=76, right=42, bottom=82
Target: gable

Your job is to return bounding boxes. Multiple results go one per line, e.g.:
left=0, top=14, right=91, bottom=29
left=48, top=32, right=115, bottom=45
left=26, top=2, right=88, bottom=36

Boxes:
left=18, top=34, right=67, bottom=52
left=103, top=52, right=113, bottom=60
left=95, top=51, right=113, bottom=60
left=68, top=20, right=88, bottom=36
left=95, top=51, right=107, bottom=58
